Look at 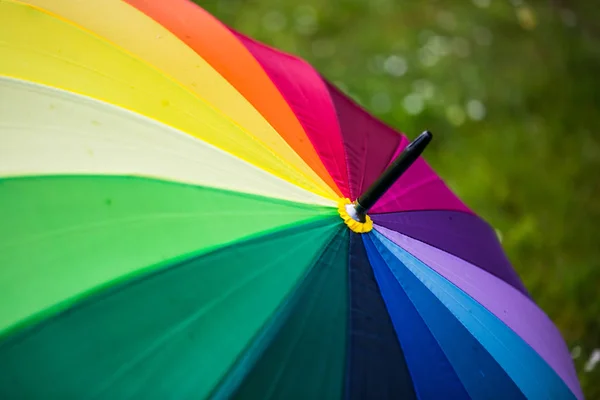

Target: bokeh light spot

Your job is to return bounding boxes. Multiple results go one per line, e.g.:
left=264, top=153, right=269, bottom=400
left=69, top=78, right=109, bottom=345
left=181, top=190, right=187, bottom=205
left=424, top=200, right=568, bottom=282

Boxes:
left=403, top=93, right=425, bottom=115
left=467, top=99, right=486, bottom=121
left=383, top=55, right=408, bottom=77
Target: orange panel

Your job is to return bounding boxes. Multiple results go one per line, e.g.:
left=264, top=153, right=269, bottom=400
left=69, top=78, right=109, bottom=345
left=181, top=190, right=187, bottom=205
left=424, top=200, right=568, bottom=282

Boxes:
left=126, top=0, right=343, bottom=197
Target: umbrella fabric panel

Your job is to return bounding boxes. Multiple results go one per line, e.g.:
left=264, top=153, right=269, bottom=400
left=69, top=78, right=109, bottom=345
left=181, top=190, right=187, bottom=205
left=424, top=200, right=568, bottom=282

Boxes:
left=230, top=31, right=351, bottom=199
left=364, top=234, right=526, bottom=400
left=345, top=234, right=416, bottom=399
left=368, top=140, right=471, bottom=214
left=372, top=232, right=579, bottom=400
left=122, top=0, right=342, bottom=197
left=375, top=225, right=583, bottom=400
left=0, top=219, right=340, bottom=399
left=363, top=236, right=470, bottom=399
left=215, top=228, right=348, bottom=400
left=0, top=0, right=334, bottom=200
left=0, top=175, right=337, bottom=338
left=0, top=77, right=334, bottom=207
left=21, top=0, right=339, bottom=201
left=372, top=211, right=528, bottom=295
left=324, top=83, right=471, bottom=214
left=123, top=0, right=474, bottom=213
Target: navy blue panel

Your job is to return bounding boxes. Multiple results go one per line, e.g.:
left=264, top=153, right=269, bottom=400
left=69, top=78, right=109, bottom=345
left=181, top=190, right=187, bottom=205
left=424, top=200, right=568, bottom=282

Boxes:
left=344, top=233, right=416, bottom=400
left=362, top=234, right=471, bottom=400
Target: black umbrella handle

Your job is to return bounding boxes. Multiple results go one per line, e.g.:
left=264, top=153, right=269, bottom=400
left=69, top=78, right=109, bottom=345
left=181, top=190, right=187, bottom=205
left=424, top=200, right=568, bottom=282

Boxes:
left=353, top=131, right=433, bottom=221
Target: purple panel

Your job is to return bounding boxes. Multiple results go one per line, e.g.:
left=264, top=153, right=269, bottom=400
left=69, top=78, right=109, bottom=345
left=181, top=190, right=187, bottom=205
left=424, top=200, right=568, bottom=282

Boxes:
left=374, top=226, right=583, bottom=400
left=371, top=210, right=529, bottom=296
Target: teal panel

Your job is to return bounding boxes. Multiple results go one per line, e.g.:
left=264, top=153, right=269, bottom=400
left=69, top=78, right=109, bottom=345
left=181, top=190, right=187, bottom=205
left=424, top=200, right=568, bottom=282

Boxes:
left=0, top=218, right=339, bottom=399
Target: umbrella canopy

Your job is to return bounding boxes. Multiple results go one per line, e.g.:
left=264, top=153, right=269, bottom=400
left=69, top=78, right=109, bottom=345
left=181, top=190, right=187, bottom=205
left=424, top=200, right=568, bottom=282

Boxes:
left=0, top=0, right=582, bottom=399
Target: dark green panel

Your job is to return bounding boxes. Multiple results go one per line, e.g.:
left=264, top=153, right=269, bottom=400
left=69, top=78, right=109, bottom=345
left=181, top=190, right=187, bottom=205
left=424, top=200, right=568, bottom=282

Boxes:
left=211, top=227, right=349, bottom=400
left=0, top=218, right=340, bottom=399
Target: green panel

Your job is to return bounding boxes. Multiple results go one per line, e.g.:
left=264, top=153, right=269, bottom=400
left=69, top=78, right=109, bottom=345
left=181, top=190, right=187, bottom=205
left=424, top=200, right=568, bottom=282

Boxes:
left=0, top=217, right=340, bottom=399
left=0, top=175, right=336, bottom=335
left=212, top=227, right=349, bottom=400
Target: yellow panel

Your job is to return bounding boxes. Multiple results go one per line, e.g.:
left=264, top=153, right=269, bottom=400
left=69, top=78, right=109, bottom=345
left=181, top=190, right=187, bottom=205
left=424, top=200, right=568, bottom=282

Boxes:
left=0, top=0, right=337, bottom=200
left=23, top=0, right=342, bottom=199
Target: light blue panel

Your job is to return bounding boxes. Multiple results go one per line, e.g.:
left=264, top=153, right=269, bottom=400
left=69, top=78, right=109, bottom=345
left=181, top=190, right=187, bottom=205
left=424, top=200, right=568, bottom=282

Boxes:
left=372, top=231, right=576, bottom=400
left=362, top=234, right=471, bottom=400
left=366, top=234, right=524, bottom=400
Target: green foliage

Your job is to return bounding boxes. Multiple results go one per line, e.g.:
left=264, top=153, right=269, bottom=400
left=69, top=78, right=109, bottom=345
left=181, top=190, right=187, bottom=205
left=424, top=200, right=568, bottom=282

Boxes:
left=200, top=0, right=600, bottom=397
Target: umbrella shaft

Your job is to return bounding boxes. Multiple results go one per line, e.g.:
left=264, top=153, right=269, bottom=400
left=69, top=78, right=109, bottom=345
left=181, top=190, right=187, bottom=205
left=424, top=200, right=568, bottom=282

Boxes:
left=354, top=131, right=432, bottom=218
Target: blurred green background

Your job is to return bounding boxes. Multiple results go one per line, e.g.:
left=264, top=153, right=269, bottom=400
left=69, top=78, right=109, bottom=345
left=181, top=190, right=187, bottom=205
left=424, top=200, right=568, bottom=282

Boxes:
left=201, top=0, right=600, bottom=397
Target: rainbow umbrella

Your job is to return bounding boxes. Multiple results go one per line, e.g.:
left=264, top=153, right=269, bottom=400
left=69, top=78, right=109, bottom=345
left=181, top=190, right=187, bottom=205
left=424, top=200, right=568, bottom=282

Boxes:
left=0, top=0, right=583, bottom=399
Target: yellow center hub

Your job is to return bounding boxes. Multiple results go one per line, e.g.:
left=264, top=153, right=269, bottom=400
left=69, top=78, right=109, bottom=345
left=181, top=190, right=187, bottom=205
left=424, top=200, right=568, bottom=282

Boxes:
left=337, top=198, right=373, bottom=233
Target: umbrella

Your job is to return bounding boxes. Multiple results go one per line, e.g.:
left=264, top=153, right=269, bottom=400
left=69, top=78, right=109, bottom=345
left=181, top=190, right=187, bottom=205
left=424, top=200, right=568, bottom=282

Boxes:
left=0, top=0, right=583, bottom=399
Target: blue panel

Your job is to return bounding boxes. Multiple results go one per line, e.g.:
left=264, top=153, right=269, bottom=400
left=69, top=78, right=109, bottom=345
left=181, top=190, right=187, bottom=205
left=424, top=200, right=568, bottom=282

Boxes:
left=364, top=233, right=525, bottom=400
left=372, top=231, right=576, bottom=400
left=344, top=233, right=416, bottom=400
left=362, top=234, right=471, bottom=400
